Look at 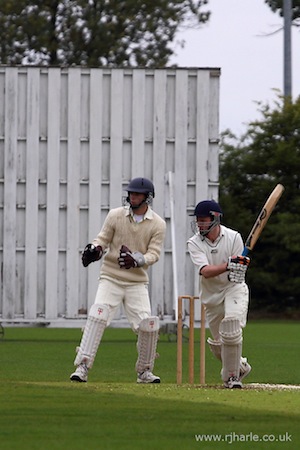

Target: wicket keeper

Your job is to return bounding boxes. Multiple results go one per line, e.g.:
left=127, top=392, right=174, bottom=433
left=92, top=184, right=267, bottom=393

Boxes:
left=70, top=177, right=166, bottom=383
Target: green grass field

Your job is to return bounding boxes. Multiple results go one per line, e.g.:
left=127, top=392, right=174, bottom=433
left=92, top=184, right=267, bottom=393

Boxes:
left=0, top=321, right=299, bottom=450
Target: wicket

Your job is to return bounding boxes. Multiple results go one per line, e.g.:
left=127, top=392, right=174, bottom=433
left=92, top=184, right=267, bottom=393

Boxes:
left=177, top=295, right=206, bottom=385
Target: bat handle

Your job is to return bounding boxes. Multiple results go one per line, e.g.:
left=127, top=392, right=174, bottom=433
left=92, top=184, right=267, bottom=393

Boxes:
left=242, top=247, right=249, bottom=257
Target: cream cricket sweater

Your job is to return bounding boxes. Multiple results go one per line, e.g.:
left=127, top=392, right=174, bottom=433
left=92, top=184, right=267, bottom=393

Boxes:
left=92, top=206, right=166, bottom=283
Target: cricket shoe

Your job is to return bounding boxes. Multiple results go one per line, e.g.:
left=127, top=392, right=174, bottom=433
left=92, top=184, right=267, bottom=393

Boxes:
left=224, top=376, right=243, bottom=389
left=137, top=370, right=160, bottom=384
left=240, top=357, right=251, bottom=381
left=70, top=363, right=88, bottom=382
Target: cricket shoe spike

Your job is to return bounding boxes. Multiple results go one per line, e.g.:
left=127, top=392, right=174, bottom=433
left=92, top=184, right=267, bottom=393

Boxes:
left=224, top=376, right=243, bottom=389
left=137, top=370, right=160, bottom=384
left=70, top=363, right=88, bottom=382
left=240, top=357, right=251, bottom=381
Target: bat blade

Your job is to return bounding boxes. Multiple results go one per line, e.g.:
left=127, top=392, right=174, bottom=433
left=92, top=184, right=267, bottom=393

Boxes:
left=242, top=184, right=284, bottom=256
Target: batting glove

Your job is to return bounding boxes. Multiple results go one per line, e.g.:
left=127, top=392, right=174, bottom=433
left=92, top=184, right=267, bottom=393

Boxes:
left=227, top=255, right=250, bottom=283
left=118, top=245, right=145, bottom=269
left=82, top=244, right=103, bottom=267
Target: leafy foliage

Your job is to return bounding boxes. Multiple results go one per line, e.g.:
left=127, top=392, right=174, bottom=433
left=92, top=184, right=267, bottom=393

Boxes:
left=0, top=0, right=210, bottom=66
left=220, top=95, right=300, bottom=312
left=265, top=0, right=300, bottom=19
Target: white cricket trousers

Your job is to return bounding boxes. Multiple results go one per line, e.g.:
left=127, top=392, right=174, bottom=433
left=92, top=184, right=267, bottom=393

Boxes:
left=204, top=282, right=249, bottom=340
left=94, top=277, right=152, bottom=332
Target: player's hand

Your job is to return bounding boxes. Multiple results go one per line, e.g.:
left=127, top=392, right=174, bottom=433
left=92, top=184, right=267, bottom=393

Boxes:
left=118, top=245, right=145, bottom=269
left=82, top=244, right=103, bottom=267
left=227, top=255, right=250, bottom=283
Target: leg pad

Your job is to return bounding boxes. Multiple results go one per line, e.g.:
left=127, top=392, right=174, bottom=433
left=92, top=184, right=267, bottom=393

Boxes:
left=135, top=316, right=159, bottom=374
left=74, top=304, right=109, bottom=369
left=219, top=317, right=242, bottom=381
left=207, top=337, right=222, bottom=361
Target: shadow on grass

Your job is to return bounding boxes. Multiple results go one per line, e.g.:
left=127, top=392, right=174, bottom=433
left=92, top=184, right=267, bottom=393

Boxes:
left=0, top=381, right=299, bottom=450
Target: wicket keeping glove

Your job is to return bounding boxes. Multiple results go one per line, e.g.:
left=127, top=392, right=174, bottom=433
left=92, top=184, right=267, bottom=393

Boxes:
left=227, top=255, right=250, bottom=283
left=82, top=244, right=103, bottom=267
left=118, top=245, right=145, bottom=269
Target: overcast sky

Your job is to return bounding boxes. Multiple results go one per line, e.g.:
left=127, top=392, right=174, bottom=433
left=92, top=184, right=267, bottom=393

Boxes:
left=170, top=0, right=299, bottom=136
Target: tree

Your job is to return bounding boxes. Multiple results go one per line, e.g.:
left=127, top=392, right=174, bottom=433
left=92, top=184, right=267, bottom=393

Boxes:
left=265, top=0, right=300, bottom=20
left=265, top=0, right=300, bottom=29
left=219, top=95, right=300, bottom=314
left=0, top=0, right=210, bottom=67
left=0, top=1, right=26, bottom=64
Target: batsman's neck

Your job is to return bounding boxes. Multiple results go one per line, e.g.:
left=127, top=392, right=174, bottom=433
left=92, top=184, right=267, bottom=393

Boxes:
left=131, top=204, right=148, bottom=216
left=206, top=225, right=221, bottom=243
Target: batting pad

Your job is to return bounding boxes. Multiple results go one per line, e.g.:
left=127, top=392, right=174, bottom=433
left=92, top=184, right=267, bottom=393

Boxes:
left=219, top=317, right=242, bottom=381
left=207, top=337, right=222, bottom=361
left=135, top=316, right=159, bottom=374
left=74, top=303, right=109, bottom=369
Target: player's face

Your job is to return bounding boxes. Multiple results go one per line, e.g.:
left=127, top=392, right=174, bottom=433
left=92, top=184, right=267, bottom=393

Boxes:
left=196, top=216, right=212, bottom=234
left=129, top=192, right=147, bottom=208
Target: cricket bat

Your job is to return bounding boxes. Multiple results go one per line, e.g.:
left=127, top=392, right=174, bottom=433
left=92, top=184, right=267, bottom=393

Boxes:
left=242, top=184, right=284, bottom=256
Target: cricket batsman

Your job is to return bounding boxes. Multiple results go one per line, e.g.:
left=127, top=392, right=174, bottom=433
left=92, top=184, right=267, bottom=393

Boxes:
left=187, top=200, right=252, bottom=388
